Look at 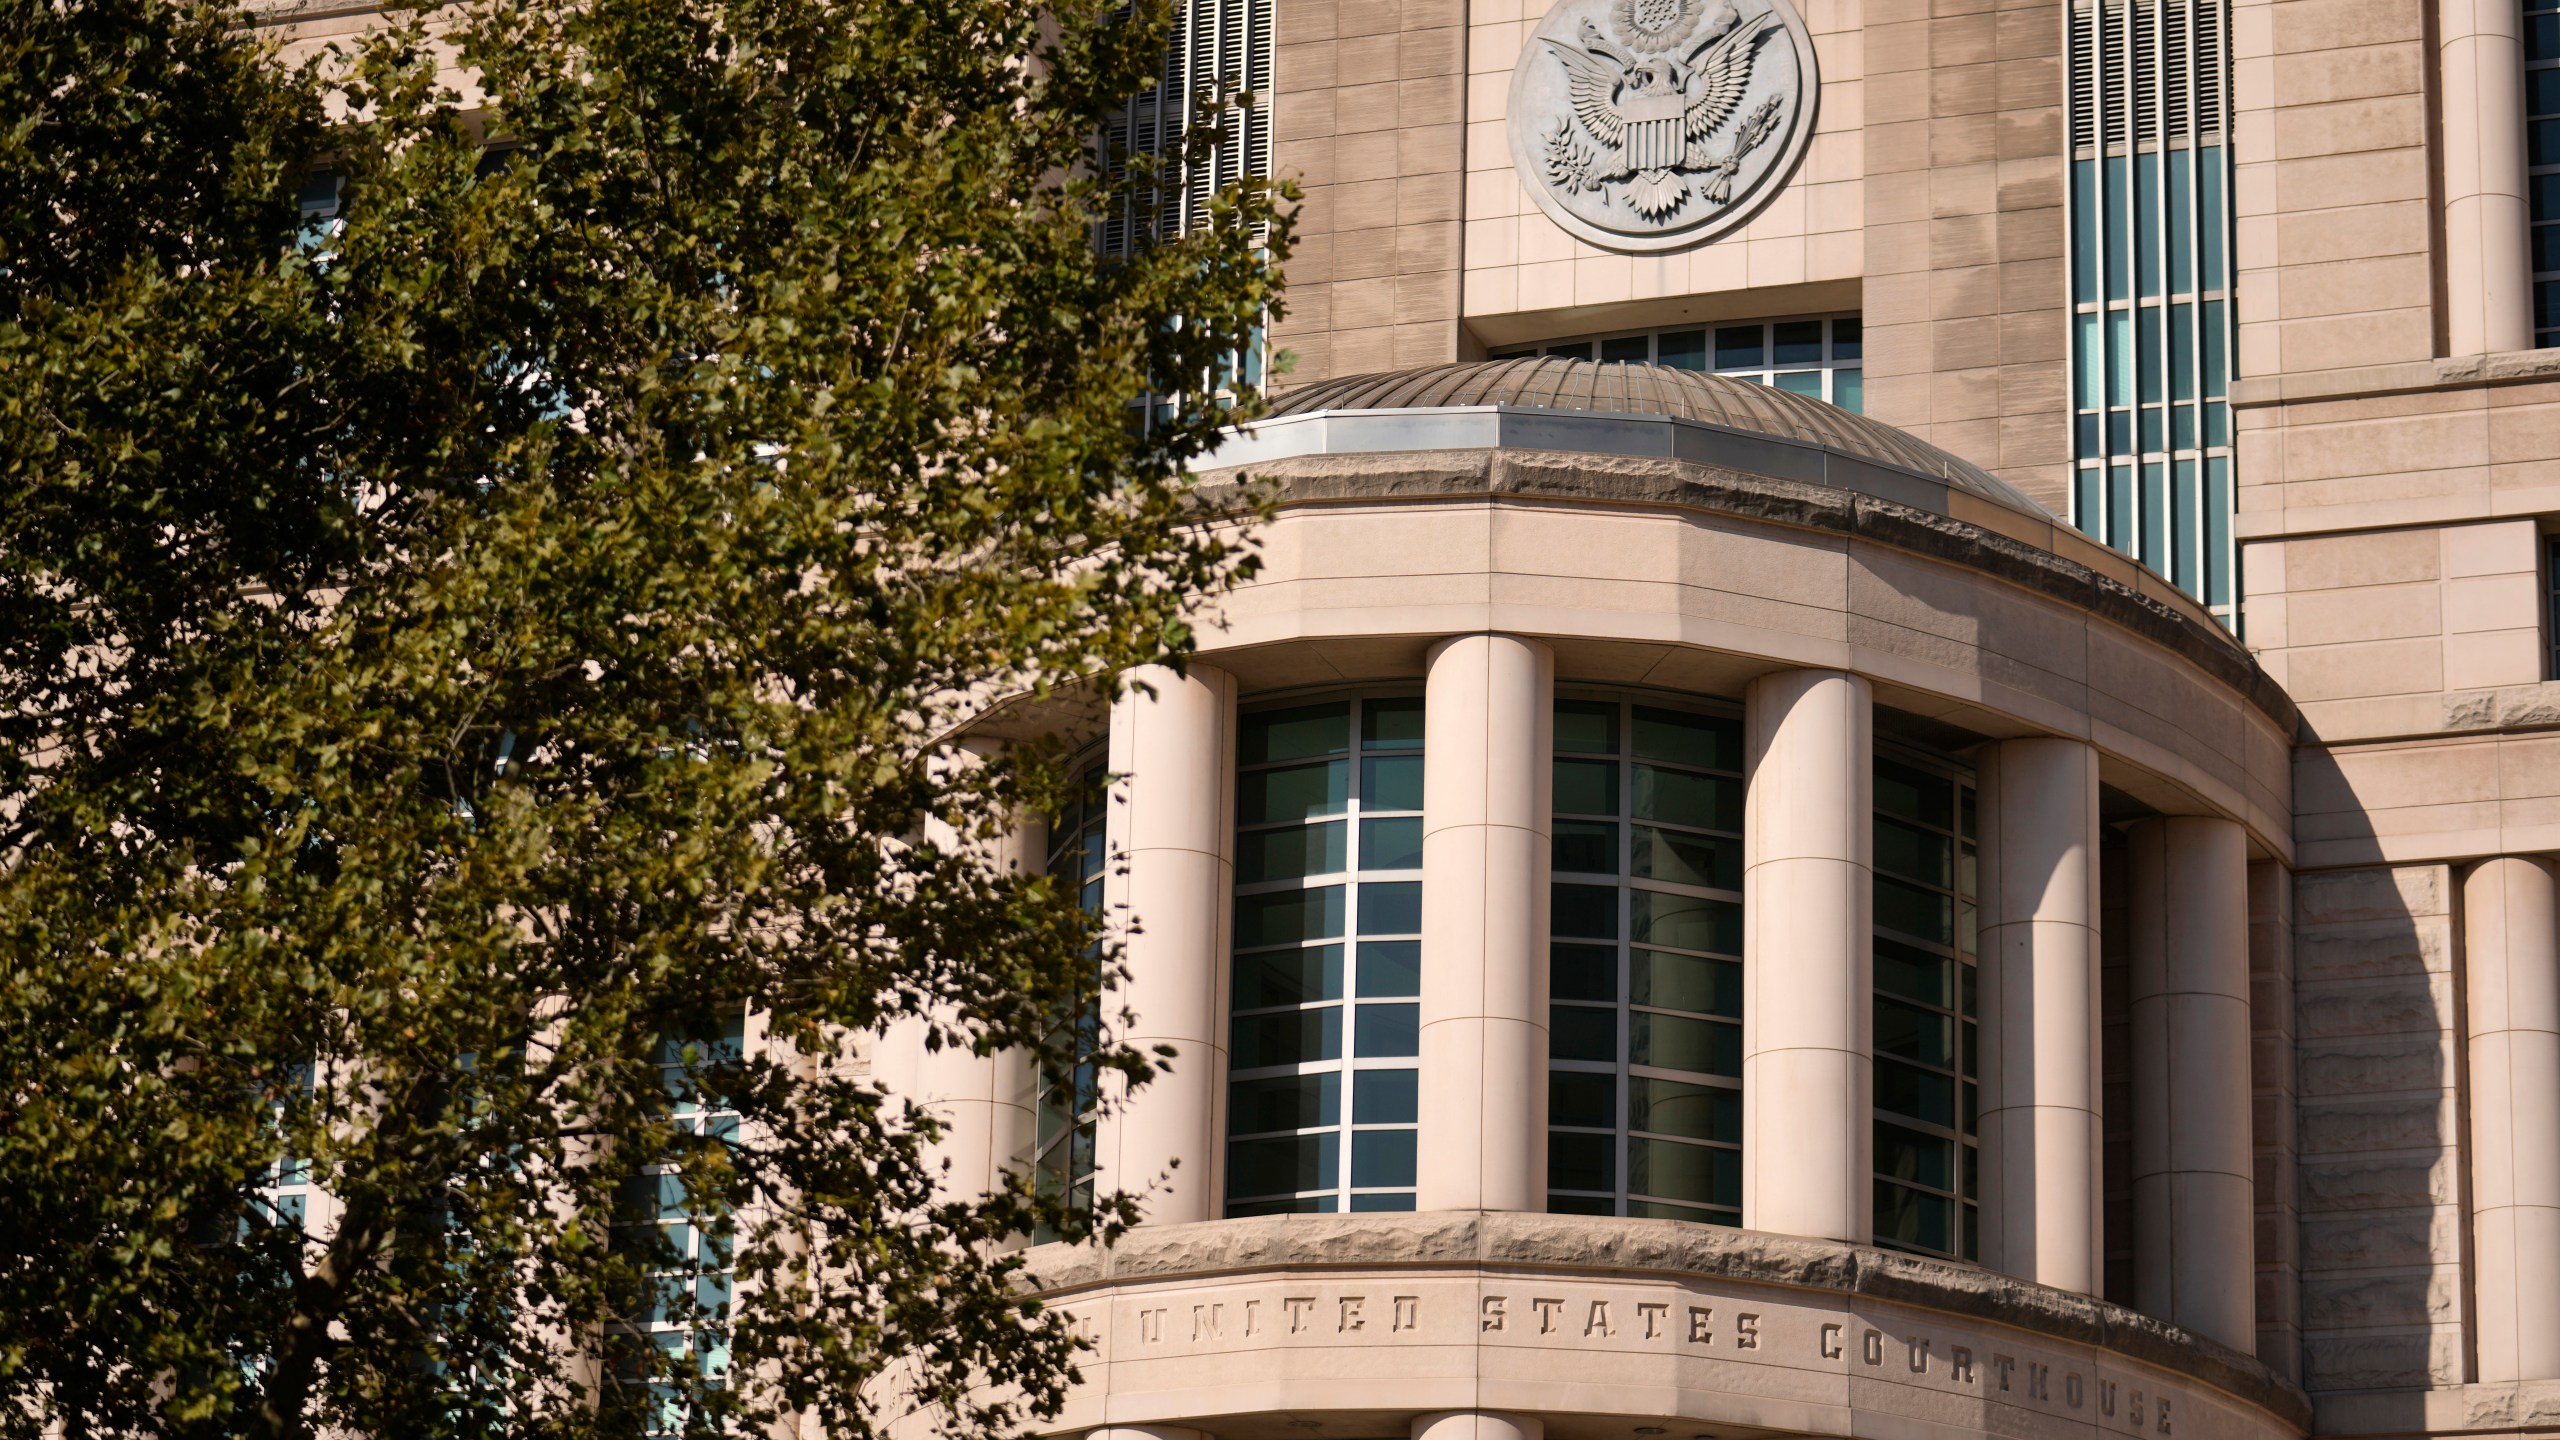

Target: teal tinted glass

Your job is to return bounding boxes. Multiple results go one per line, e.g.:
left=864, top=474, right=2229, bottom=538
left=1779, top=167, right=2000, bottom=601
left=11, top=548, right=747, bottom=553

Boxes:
left=1361, top=697, right=1424, bottom=750
left=1356, top=881, right=1421, bottom=935
left=1235, top=886, right=1345, bottom=948
left=1359, top=816, right=1423, bottom=871
left=1630, top=706, right=1735, bottom=770
left=1230, top=1072, right=1339, bottom=1133
left=1552, top=883, right=1621, bottom=941
left=1238, top=821, right=1347, bottom=883
left=1631, top=766, right=1739, bottom=830
left=1552, top=942, right=1618, bottom=1002
left=1629, top=1136, right=1738, bottom=1207
left=1555, top=699, right=1620, bottom=754
left=1555, top=819, right=1619, bottom=875
left=1234, top=945, right=1344, bottom=1008
left=1550, top=1006, right=1618, bottom=1062
left=1231, top=1008, right=1341, bottom=1069
left=1551, top=1070, right=1615, bottom=1127
left=1630, top=890, right=1740, bottom=955
left=1554, top=758, right=1619, bottom=816
left=1629, top=1075, right=1740, bottom=1145
left=1631, top=950, right=1741, bottom=1017
left=1360, top=755, right=1423, bottom=811
left=1356, top=940, right=1421, bottom=997
left=1242, top=703, right=1348, bottom=765
left=1632, top=826, right=1740, bottom=889
left=1629, top=1011, right=1739, bottom=1075
left=1239, top=760, right=1347, bottom=825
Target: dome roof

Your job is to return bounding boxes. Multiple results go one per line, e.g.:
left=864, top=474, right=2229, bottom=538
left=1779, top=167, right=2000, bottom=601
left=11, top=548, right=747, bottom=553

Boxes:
left=1256, top=356, right=2054, bottom=523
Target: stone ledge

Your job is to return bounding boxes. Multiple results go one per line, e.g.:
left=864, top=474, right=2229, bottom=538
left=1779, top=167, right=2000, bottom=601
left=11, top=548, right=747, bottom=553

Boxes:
left=1191, top=449, right=2299, bottom=739
left=2230, top=348, right=2560, bottom=408
left=2307, top=1378, right=2560, bottom=1438
left=1020, top=1211, right=2315, bottom=1434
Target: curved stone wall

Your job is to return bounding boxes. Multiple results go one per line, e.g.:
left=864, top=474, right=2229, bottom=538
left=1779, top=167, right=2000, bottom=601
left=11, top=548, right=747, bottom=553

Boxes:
left=1007, top=1214, right=2310, bottom=1440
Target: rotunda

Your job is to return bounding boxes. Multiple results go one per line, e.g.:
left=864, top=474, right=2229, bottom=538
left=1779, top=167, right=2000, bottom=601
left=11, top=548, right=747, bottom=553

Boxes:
left=891, top=359, right=2306, bottom=1440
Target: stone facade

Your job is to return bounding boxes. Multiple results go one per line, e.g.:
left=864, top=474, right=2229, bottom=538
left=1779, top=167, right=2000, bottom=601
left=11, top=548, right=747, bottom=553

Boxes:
left=243, top=1, right=2560, bottom=1438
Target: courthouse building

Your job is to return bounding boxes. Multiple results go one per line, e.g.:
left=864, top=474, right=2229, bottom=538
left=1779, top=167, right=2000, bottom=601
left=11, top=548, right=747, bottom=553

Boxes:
left=260, top=0, right=2560, bottom=1433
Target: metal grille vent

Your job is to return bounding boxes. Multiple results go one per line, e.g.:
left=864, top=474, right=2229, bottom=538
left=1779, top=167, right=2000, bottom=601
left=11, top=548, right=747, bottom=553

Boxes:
left=2069, top=0, right=2225, bottom=149
left=1099, top=0, right=1276, bottom=257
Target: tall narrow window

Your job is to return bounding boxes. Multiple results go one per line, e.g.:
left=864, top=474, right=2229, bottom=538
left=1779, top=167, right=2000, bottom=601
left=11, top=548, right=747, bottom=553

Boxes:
left=1546, top=699, right=1745, bottom=1226
left=2531, top=0, right=2560, bottom=345
left=1227, top=698, right=1423, bottom=1215
left=2067, top=0, right=2238, bottom=629
left=1871, top=757, right=1980, bottom=1261
left=614, top=1013, right=744, bottom=1436
left=1033, top=767, right=1107, bottom=1237
left=1102, top=0, right=1277, bottom=404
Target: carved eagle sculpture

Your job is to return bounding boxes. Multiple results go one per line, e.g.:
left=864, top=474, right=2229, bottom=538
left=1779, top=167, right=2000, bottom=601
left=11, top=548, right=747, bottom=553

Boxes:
left=1540, top=5, right=1785, bottom=220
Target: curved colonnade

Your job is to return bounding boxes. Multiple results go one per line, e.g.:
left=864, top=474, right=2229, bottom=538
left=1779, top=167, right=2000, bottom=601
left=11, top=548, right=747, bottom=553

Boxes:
left=886, top=362, right=2309, bottom=1440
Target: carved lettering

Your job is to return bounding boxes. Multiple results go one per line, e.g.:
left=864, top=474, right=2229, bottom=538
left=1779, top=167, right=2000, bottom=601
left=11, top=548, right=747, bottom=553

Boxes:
left=1688, top=1306, right=1715, bottom=1343
left=1863, top=1329, right=1884, bottom=1366
left=1991, top=1354, right=2016, bottom=1391
left=1339, top=1297, right=1366, bottom=1332
left=1952, top=1346, right=1975, bottom=1384
left=1192, top=1304, right=1222, bottom=1342
left=1736, top=1313, right=1759, bottom=1349
left=1586, top=1301, right=1614, bottom=1338
left=2158, top=1398, right=2172, bottom=1434
left=2067, top=1372, right=2084, bottom=1409
left=1637, top=1302, right=1669, bottom=1339
left=2131, top=1391, right=2146, bottom=1428
left=2028, top=1363, right=2051, bottom=1401
left=1140, top=1308, right=1166, bottom=1344
left=2101, top=1381, right=2118, bottom=1417
left=1246, top=1299, right=1261, bottom=1338
left=1820, top=1323, right=1845, bottom=1359
left=1533, top=1298, right=1565, bottom=1334
left=1908, top=1337, right=1931, bottom=1374
left=1393, top=1296, right=1420, bottom=1332
left=1481, top=1295, right=1507, bottom=1332
left=1283, top=1297, right=1315, bottom=1334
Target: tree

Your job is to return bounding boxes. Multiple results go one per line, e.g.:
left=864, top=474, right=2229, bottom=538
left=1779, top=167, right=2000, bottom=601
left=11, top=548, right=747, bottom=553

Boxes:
left=0, top=0, right=1290, bottom=1433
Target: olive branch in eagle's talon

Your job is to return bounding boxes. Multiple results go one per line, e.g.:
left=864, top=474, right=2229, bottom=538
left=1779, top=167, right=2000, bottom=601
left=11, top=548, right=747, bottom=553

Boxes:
left=1544, top=118, right=1608, bottom=195
left=1688, top=92, right=1784, bottom=205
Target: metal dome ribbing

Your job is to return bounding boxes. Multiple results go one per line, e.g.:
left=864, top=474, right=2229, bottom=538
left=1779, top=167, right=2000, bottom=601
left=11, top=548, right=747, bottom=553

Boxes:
left=1267, top=356, right=2054, bottom=522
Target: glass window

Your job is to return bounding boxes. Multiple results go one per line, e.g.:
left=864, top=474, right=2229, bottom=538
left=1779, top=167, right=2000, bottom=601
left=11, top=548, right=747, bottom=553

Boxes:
left=2533, top=0, right=2560, bottom=349
left=1489, top=315, right=1867, bottom=413
left=2066, top=2, right=2238, bottom=633
left=1547, top=698, right=1745, bottom=1227
left=1228, top=697, right=1424, bottom=1215
left=614, top=1011, right=745, bottom=1433
left=1871, top=754, right=1979, bottom=1262
left=1033, top=765, right=1109, bottom=1240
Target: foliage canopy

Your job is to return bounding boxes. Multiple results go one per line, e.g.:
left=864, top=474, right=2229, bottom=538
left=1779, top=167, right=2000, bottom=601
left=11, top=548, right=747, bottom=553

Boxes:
left=0, top=0, right=1289, bottom=1434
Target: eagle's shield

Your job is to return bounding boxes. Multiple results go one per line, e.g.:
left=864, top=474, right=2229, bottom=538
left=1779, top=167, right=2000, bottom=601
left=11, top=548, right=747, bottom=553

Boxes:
left=1620, top=89, right=1687, bottom=172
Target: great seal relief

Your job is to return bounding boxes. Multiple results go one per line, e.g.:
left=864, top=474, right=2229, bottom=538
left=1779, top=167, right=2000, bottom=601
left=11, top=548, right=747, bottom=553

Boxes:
left=1505, top=0, right=1821, bottom=252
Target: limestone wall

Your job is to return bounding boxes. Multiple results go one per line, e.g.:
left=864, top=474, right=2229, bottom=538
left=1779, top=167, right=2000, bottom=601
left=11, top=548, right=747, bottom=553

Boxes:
left=2289, top=864, right=2464, bottom=1399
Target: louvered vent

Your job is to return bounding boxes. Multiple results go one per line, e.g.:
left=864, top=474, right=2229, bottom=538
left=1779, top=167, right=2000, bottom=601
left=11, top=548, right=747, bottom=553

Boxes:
left=2069, top=0, right=2226, bottom=150
left=1099, top=0, right=1276, bottom=258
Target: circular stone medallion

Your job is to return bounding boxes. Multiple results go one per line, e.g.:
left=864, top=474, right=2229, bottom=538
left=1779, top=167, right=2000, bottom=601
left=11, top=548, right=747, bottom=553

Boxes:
left=1505, top=0, right=1820, bottom=253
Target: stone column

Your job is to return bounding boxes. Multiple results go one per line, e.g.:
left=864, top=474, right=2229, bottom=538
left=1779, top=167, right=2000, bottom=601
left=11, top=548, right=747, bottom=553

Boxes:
left=2128, top=816, right=2257, bottom=1353
left=2464, top=856, right=2560, bottom=1381
left=1740, top=669, right=1873, bottom=1244
left=1976, top=738, right=2104, bottom=1294
left=1414, top=1413, right=1542, bottom=1440
left=2442, top=0, right=2533, bottom=355
left=880, top=768, right=1045, bottom=1206
left=1095, top=664, right=1236, bottom=1225
left=1418, top=633, right=1553, bottom=1212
